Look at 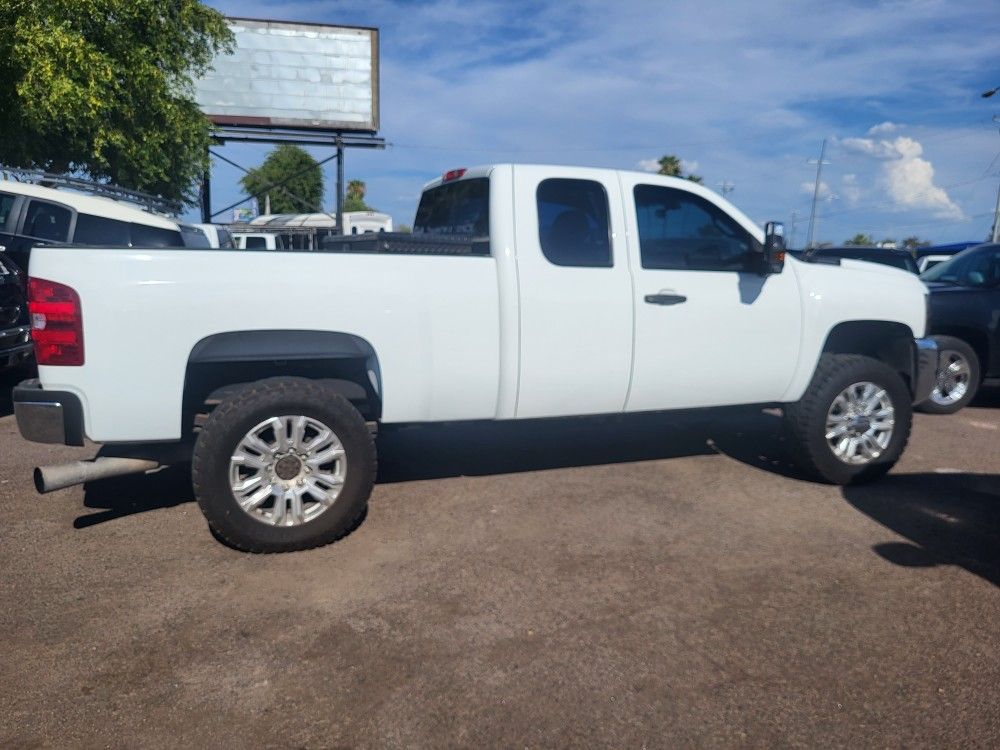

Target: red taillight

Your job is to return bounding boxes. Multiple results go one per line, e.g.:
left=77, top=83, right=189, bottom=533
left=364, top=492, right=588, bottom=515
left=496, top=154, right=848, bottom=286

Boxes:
left=28, top=277, right=84, bottom=366
left=443, top=168, right=467, bottom=182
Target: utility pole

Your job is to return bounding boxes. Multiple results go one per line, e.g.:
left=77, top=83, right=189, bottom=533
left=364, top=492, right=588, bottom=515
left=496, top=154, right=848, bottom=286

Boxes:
left=992, top=184, right=1000, bottom=243
left=806, top=139, right=829, bottom=249
left=718, top=180, right=735, bottom=198
left=790, top=209, right=800, bottom=249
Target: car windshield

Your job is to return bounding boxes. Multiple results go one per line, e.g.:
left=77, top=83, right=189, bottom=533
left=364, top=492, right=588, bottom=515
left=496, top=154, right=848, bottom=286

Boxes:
left=921, top=244, right=999, bottom=286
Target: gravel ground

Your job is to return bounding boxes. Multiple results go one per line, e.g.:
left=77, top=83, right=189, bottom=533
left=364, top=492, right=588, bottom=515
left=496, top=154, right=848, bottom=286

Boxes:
left=1, top=373, right=997, bottom=748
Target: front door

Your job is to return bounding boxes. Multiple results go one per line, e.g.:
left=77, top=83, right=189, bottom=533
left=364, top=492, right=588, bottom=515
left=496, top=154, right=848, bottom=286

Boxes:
left=512, top=167, right=634, bottom=418
left=622, top=176, right=801, bottom=411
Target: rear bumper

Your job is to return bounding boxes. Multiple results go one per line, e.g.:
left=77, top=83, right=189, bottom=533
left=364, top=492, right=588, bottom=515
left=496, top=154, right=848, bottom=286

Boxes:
left=13, top=379, right=86, bottom=446
left=912, top=337, right=939, bottom=405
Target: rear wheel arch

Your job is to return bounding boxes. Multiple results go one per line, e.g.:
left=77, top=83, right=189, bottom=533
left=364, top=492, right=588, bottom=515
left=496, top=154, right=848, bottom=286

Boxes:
left=182, top=330, right=383, bottom=435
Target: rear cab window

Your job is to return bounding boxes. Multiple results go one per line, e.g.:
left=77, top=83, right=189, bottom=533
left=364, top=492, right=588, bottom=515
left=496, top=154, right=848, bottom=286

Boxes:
left=414, top=178, right=490, bottom=239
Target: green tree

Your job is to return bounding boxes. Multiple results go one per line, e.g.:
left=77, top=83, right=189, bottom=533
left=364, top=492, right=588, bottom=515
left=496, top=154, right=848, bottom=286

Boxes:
left=344, top=179, right=373, bottom=212
left=0, top=0, right=233, bottom=205
left=901, top=236, right=930, bottom=250
left=240, top=145, right=324, bottom=215
left=845, top=233, right=874, bottom=246
left=656, top=154, right=703, bottom=184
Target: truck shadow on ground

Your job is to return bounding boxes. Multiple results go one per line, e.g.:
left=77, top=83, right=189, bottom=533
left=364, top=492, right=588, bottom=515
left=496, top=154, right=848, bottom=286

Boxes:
left=76, top=407, right=802, bottom=529
left=842, top=473, right=1000, bottom=588
left=374, top=407, right=804, bottom=483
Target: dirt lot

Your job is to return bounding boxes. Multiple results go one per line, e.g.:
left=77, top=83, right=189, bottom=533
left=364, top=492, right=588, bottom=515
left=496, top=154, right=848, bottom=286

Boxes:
left=1, top=373, right=997, bottom=748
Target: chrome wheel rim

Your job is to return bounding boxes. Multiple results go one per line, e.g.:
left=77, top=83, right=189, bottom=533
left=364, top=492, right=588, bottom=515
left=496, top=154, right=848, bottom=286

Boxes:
left=229, top=415, right=346, bottom=527
left=929, top=350, right=970, bottom=407
left=825, top=382, right=895, bottom=465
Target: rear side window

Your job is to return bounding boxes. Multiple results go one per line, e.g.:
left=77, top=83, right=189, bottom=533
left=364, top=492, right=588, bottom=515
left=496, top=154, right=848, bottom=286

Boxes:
left=414, top=178, right=489, bottom=238
left=536, top=178, right=611, bottom=268
left=0, top=192, right=16, bottom=229
left=72, top=213, right=131, bottom=245
left=23, top=200, right=71, bottom=242
left=130, top=222, right=183, bottom=248
left=634, top=185, right=754, bottom=271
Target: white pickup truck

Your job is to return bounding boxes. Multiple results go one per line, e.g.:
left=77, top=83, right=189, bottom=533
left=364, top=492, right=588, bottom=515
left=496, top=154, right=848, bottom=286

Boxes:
left=14, top=165, right=938, bottom=552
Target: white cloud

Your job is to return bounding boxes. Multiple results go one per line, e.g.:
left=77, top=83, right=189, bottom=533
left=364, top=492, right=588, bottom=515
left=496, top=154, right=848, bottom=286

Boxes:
left=801, top=180, right=832, bottom=199
left=841, top=174, right=862, bottom=205
left=867, top=121, right=900, bottom=136
left=637, top=159, right=659, bottom=172
left=840, top=135, right=962, bottom=219
left=680, top=159, right=699, bottom=175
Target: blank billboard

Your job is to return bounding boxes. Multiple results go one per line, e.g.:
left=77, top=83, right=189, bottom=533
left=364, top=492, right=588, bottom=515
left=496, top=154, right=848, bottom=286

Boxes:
left=195, top=18, right=379, bottom=132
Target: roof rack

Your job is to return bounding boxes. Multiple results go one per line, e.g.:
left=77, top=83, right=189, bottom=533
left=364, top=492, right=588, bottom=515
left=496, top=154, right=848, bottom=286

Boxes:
left=0, top=167, right=182, bottom=216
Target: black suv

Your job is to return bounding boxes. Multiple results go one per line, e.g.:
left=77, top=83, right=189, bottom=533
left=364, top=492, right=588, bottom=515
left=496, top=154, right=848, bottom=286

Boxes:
left=919, top=243, right=1000, bottom=413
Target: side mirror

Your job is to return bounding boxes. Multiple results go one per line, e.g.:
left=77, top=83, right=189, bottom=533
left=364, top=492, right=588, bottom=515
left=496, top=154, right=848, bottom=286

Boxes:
left=762, top=221, right=786, bottom=274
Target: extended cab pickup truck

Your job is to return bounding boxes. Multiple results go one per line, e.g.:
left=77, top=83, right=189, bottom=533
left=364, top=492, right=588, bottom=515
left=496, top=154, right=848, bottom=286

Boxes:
left=14, top=165, right=938, bottom=552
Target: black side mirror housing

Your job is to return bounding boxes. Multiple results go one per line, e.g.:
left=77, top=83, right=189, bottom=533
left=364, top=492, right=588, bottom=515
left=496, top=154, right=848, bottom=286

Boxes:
left=761, top=221, right=786, bottom=275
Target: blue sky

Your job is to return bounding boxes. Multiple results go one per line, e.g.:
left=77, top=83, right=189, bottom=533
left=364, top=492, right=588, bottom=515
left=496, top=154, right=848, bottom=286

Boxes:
left=194, top=0, right=1000, bottom=246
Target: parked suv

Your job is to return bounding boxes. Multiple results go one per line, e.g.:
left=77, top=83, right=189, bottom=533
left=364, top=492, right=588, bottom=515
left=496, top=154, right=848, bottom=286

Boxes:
left=0, top=178, right=202, bottom=273
left=919, top=243, right=1000, bottom=413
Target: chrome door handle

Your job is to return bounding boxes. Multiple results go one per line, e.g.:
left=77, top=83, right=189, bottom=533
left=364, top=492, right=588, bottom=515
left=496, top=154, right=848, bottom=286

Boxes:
left=644, top=293, right=687, bottom=305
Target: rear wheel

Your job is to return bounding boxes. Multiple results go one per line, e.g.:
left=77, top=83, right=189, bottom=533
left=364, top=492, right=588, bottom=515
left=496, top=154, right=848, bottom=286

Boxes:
left=192, top=378, right=375, bottom=552
left=784, top=354, right=912, bottom=485
left=916, top=335, right=980, bottom=414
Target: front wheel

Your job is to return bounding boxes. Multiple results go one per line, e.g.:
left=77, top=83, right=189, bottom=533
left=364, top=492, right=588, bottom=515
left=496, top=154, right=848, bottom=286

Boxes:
left=784, top=354, right=912, bottom=485
left=192, top=378, right=376, bottom=552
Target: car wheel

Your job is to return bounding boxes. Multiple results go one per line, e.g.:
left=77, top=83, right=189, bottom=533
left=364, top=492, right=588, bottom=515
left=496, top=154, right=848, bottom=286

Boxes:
left=916, top=335, right=980, bottom=415
left=192, top=377, right=376, bottom=552
left=784, top=354, right=912, bottom=485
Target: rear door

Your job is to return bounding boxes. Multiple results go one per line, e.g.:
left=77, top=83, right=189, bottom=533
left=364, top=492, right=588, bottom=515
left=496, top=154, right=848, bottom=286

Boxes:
left=512, top=167, right=634, bottom=418
left=622, top=176, right=801, bottom=411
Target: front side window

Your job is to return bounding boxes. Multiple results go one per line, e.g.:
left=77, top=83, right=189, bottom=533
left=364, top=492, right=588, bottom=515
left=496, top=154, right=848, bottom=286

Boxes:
left=922, top=245, right=1000, bottom=287
left=130, top=222, right=183, bottom=248
left=536, top=178, right=611, bottom=268
left=413, top=178, right=489, bottom=238
left=634, top=185, right=756, bottom=271
left=23, top=200, right=71, bottom=242
left=72, top=213, right=131, bottom=245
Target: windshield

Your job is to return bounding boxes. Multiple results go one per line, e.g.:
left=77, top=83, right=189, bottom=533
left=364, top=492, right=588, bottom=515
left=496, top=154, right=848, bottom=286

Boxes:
left=921, top=244, right=999, bottom=286
left=413, top=178, right=489, bottom=237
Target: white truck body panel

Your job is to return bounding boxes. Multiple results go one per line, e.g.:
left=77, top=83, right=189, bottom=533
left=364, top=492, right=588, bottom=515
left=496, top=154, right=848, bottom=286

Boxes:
left=32, top=249, right=500, bottom=441
left=26, top=164, right=929, bottom=444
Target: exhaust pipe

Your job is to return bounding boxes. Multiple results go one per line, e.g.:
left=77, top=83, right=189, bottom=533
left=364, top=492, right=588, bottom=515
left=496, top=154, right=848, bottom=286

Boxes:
left=34, top=457, right=164, bottom=494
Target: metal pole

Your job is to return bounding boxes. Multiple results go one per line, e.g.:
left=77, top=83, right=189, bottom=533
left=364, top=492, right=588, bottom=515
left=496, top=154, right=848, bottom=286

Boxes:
left=200, top=166, right=211, bottom=224
left=806, top=139, right=827, bottom=250
left=336, top=135, right=345, bottom=235
left=992, top=183, right=1000, bottom=243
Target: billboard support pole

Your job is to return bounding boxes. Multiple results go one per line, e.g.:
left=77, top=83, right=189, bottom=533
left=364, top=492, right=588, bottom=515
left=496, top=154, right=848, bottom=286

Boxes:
left=336, top=135, right=345, bottom=235
left=200, top=159, right=212, bottom=224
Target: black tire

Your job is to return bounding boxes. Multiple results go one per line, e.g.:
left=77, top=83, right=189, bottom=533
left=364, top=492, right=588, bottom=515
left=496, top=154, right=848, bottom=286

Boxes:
left=915, top=335, right=980, bottom=415
left=784, top=354, right=912, bottom=485
left=192, top=377, right=375, bottom=552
